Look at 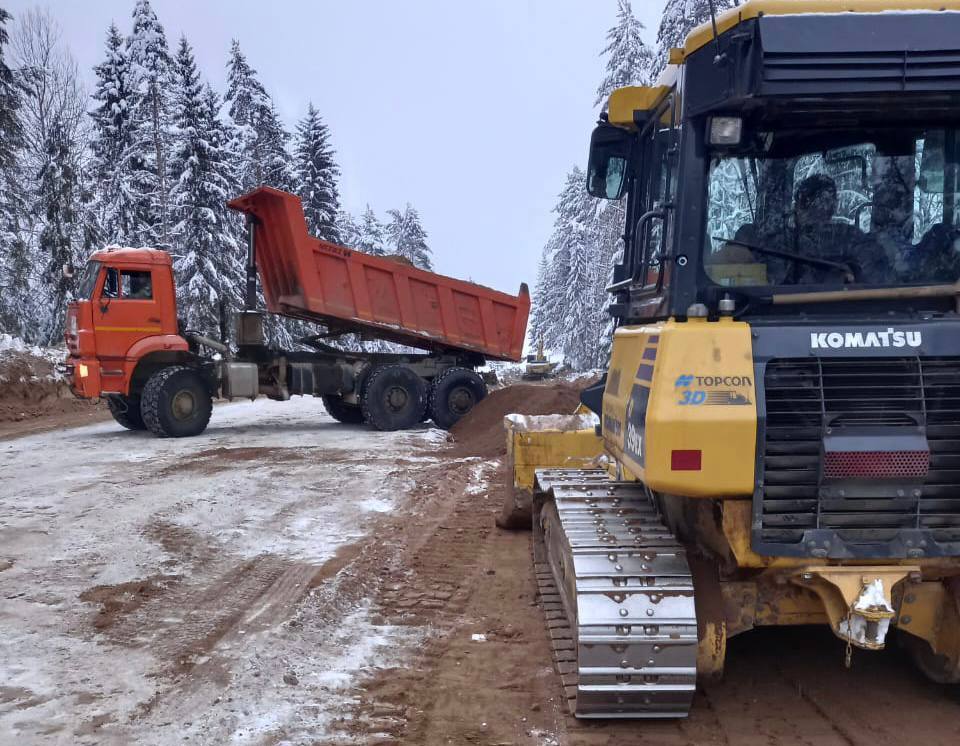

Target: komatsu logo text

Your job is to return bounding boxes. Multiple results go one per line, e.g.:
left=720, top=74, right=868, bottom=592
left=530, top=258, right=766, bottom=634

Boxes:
left=810, top=329, right=922, bottom=350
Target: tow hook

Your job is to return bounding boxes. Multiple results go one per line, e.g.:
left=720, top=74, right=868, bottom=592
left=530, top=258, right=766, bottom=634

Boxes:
left=793, top=566, right=916, bottom=654
left=839, top=579, right=896, bottom=650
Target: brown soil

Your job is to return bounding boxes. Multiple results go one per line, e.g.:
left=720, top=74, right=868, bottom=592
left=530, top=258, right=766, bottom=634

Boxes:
left=79, top=575, right=182, bottom=631
left=450, top=382, right=585, bottom=458
left=0, top=351, right=109, bottom=438
left=333, top=433, right=960, bottom=745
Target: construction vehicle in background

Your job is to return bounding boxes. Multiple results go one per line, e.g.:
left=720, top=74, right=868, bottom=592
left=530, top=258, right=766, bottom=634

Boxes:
left=513, top=0, right=960, bottom=720
left=64, top=187, right=529, bottom=437
left=522, top=337, right=558, bottom=380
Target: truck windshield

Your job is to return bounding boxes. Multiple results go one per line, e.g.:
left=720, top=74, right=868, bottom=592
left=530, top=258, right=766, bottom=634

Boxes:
left=703, top=127, right=960, bottom=289
left=77, top=261, right=102, bottom=298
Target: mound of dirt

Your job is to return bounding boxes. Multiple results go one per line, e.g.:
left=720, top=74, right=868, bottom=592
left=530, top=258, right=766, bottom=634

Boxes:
left=449, top=382, right=586, bottom=458
left=0, top=345, right=108, bottom=436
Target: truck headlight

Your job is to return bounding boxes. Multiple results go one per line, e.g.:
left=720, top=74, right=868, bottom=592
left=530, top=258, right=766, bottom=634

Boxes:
left=78, top=363, right=89, bottom=379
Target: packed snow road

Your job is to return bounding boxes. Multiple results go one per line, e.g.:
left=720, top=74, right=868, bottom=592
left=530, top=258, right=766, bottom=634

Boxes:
left=0, top=398, right=442, bottom=745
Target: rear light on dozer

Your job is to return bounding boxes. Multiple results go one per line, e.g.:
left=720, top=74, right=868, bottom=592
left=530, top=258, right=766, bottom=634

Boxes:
left=671, top=449, right=702, bottom=471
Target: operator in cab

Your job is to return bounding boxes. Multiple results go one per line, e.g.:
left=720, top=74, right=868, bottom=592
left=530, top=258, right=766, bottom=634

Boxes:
left=788, top=174, right=886, bottom=284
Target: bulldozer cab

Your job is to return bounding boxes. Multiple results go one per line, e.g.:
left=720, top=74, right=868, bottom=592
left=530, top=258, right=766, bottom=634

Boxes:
left=590, top=6, right=960, bottom=325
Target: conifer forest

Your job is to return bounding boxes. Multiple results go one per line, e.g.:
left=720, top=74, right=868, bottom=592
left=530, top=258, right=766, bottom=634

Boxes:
left=0, top=0, right=734, bottom=367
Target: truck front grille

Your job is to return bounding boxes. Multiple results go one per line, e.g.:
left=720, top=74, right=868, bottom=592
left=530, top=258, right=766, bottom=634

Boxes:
left=758, top=357, right=960, bottom=556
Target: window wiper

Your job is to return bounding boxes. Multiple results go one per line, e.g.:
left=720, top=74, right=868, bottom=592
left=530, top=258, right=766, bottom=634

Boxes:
left=713, top=236, right=856, bottom=283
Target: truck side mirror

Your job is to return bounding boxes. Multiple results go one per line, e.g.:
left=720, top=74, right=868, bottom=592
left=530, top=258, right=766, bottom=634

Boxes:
left=62, top=262, right=75, bottom=279
left=587, top=123, right=633, bottom=200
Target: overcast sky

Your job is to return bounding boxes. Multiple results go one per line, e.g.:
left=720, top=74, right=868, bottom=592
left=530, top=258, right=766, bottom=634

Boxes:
left=4, top=0, right=667, bottom=295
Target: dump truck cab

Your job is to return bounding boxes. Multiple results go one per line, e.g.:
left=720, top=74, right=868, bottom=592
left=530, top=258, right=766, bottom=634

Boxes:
left=524, top=1, right=960, bottom=721
left=65, top=248, right=190, bottom=401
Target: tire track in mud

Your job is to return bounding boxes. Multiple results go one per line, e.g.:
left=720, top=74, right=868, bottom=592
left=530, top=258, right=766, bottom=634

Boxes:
left=311, top=458, right=499, bottom=745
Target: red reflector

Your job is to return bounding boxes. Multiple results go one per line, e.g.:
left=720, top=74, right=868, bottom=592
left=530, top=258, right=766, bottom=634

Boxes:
left=671, top=449, right=702, bottom=471
left=824, top=451, right=929, bottom=479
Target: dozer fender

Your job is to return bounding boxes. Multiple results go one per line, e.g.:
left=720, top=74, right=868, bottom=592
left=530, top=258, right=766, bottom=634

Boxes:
left=601, top=318, right=757, bottom=496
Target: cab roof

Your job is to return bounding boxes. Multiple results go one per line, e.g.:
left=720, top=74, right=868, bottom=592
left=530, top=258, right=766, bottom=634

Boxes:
left=88, top=247, right=173, bottom=265
left=682, top=0, right=960, bottom=63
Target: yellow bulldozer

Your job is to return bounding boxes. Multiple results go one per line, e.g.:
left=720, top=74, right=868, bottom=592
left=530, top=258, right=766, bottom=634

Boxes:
left=510, top=0, right=960, bottom=719
left=522, top=337, right=559, bottom=380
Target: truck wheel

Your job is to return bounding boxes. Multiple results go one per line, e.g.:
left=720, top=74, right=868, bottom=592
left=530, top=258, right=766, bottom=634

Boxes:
left=141, top=365, right=213, bottom=438
left=429, top=367, right=487, bottom=429
left=321, top=394, right=364, bottom=424
left=107, top=395, right=146, bottom=430
left=361, top=365, right=427, bottom=431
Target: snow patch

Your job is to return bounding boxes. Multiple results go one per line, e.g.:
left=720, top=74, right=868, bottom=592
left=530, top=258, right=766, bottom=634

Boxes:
left=504, top=412, right=599, bottom=432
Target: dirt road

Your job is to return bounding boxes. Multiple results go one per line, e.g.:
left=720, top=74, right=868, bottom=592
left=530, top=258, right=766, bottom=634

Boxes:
left=1, top=394, right=959, bottom=745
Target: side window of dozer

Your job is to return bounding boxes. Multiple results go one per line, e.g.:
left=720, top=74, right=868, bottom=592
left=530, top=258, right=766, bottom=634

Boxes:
left=642, top=128, right=674, bottom=289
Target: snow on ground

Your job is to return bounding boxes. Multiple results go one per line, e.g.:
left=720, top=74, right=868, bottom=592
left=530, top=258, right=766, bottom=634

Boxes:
left=0, top=397, right=446, bottom=744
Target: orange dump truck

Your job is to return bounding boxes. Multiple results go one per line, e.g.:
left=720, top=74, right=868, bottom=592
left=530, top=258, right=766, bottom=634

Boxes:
left=64, top=187, right=529, bottom=437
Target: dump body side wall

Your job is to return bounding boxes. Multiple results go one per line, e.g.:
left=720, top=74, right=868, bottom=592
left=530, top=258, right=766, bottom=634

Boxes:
left=228, top=188, right=529, bottom=361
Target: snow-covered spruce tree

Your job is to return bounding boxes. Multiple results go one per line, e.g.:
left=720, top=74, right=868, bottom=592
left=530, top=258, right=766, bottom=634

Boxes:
left=293, top=103, right=341, bottom=242
left=0, top=7, right=18, bottom=176
left=595, top=0, right=654, bottom=107
left=225, top=40, right=294, bottom=193
left=0, top=5, right=24, bottom=332
left=126, top=0, right=173, bottom=248
left=168, top=37, right=242, bottom=340
left=385, top=204, right=433, bottom=270
left=356, top=206, right=386, bottom=255
left=650, top=0, right=738, bottom=81
left=538, top=237, right=570, bottom=354
left=10, top=8, right=94, bottom=343
left=337, top=209, right=360, bottom=247
left=35, top=117, right=83, bottom=343
left=554, top=167, right=603, bottom=370
left=89, top=23, right=138, bottom=246
left=526, top=254, right=551, bottom=347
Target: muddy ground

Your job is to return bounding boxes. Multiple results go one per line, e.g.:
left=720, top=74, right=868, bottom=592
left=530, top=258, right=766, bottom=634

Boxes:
left=1, top=388, right=959, bottom=745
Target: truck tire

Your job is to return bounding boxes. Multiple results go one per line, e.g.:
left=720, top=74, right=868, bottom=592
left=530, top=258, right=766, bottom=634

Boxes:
left=321, top=394, right=364, bottom=424
left=429, top=367, right=487, bottom=429
left=141, top=365, right=213, bottom=438
left=361, top=365, right=427, bottom=431
left=107, top=395, right=146, bottom=430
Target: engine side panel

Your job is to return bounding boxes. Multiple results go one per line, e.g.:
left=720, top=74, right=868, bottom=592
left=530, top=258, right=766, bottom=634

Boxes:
left=602, top=319, right=757, bottom=497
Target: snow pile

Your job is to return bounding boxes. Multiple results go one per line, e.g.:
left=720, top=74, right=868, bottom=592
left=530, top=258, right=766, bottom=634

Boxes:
left=505, top=412, right=599, bottom=433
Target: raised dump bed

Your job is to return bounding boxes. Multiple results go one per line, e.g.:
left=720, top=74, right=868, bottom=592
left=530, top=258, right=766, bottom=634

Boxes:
left=228, top=187, right=529, bottom=361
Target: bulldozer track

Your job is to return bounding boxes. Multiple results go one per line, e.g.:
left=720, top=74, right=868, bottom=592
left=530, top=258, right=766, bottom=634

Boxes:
left=533, top=468, right=698, bottom=719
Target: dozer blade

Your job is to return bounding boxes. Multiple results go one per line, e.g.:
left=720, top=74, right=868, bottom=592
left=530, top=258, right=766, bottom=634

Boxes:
left=533, top=469, right=698, bottom=719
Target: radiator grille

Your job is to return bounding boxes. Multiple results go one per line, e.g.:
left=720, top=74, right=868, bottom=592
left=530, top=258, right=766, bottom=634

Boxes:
left=760, top=357, right=960, bottom=549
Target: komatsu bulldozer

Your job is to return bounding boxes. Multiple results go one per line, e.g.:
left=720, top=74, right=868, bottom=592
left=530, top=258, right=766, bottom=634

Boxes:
left=522, top=0, right=960, bottom=720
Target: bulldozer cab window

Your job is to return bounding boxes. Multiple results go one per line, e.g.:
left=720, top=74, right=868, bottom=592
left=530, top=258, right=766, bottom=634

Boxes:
left=633, top=125, right=676, bottom=291
left=703, top=127, right=960, bottom=289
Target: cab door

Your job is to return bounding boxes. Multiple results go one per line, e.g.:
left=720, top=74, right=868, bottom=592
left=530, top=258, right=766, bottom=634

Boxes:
left=92, top=266, right=163, bottom=384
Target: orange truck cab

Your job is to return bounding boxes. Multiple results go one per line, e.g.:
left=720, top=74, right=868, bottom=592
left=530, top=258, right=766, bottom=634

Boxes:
left=64, top=188, right=530, bottom=439
left=66, top=248, right=190, bottom=401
